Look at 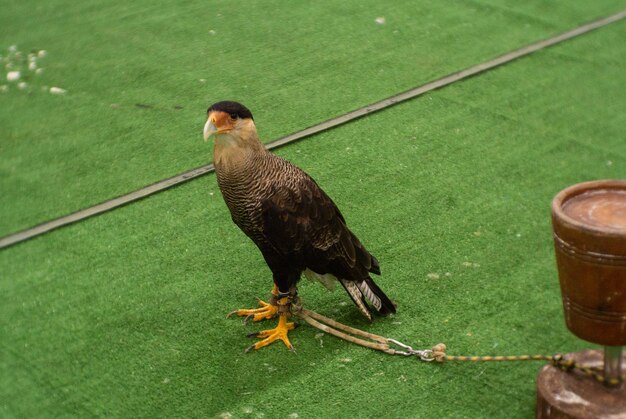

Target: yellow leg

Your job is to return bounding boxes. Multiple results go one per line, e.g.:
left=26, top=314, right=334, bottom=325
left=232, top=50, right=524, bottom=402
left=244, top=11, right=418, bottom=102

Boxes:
left=246, top=311, right=296, bottom=352
left=227, top=285, right=279, bottom=322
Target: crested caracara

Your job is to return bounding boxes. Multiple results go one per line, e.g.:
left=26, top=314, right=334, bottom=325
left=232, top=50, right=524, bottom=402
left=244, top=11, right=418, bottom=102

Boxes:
left=203, top=101, right=396, bottom=351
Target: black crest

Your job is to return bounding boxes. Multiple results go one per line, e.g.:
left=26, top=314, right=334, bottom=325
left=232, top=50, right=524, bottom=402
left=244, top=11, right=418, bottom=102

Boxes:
left=207, top=101, right=254, bottom=120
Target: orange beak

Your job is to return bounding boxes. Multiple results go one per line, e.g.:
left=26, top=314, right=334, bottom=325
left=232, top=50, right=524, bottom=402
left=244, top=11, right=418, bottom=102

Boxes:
left=203, top=111, right=235, bottom=141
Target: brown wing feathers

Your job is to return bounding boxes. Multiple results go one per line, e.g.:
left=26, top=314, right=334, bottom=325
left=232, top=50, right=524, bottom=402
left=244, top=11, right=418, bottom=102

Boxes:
left=260, top=157, right=395, bottom=318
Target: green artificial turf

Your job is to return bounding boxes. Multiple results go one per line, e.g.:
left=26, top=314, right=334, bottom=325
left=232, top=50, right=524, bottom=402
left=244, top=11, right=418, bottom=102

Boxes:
left=2, top=14, right=626, bottom=417
left=1, top=1, right=625, bottom=237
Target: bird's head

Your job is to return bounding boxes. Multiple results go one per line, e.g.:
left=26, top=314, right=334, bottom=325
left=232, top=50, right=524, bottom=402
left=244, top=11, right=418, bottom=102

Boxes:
left=203, top=101, right=258, bottom=146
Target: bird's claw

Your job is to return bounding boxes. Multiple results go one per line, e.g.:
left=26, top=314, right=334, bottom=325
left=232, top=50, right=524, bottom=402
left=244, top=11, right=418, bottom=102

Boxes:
left=226, top=299, right=278, bottom=322
left=246, top=342, right=294, bottom=353
left=245, top=322, right=299, bottom=337
left=243, top=315, right=296, bottom=352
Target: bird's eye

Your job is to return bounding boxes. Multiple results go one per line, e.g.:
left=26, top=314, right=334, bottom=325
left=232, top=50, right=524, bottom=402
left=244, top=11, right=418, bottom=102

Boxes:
left=229, top=113, right=238, bottom=120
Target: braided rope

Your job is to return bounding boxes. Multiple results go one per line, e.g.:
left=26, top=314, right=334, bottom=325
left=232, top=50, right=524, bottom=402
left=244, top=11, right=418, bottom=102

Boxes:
left=440, top=351, right=623, bottom=386
left=295, top=307, right=625, bottom=386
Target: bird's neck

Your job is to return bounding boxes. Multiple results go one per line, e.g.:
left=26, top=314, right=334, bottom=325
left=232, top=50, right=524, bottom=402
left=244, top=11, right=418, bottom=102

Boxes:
left=213, top=130, right=266, bottom=172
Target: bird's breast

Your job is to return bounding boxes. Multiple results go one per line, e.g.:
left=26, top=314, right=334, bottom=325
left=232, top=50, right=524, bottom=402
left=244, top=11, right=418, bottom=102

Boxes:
left=215, top=157, right=271, bottom=238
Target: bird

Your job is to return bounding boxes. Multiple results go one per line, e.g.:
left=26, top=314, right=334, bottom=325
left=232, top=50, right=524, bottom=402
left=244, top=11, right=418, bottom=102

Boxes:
left=203, top=101, right=396, bottom=351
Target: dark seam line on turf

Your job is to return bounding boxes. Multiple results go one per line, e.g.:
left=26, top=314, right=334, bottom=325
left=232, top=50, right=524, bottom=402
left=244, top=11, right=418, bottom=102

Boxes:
left=1, top=9, right=625, bottom=250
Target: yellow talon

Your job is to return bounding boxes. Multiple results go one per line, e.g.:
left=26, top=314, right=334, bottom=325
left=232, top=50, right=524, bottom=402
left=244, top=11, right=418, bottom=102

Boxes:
left=246, top=314, right=296, bottom=352
left=227, top=299, right=278, bottom=322
left=229, top=291, right=297, bottom=352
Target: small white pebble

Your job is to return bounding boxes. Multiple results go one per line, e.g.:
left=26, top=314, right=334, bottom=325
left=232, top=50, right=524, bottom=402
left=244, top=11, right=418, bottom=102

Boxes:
left=607, top=160, right=613, bottom=166
left=287, top=413, right=299, bottom=419
left=38, top=50, right=47, bottom=58
left=35, top=68, right=44, bottom=75
left=28, top=53, right=35, bottom=61
left=199, top=78, right=206, bottom=83
left=209, top=29, right=216, bottom=35
left=219, top=412, right=232, bottom=419
left=340, top=358, right=352, bottom=363
left=375, top=17, right=386, bottom=25
left=162, top=377, right=170, bottom=384
left=6, top=71, right=20, bottom=81
left=49, top=86, right=67, bottom=94
left=209, top=192, right=214, bottom=196
left=462, top=261, right=480, bottom=268
left=17, top=81, right=27, bottom=90
left=28, top=61, right=37, bottom=71
left=9, top=45, right=17, bottom=53
left=427, top=272, right=440, bottom=280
